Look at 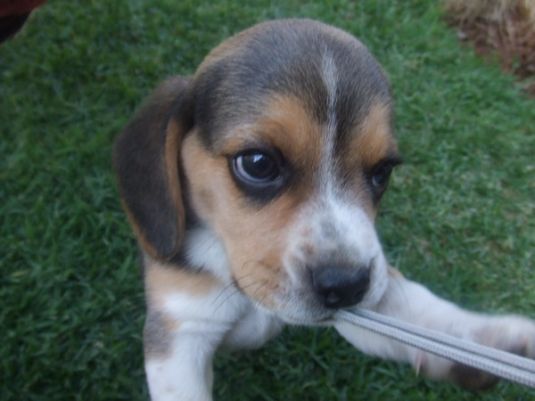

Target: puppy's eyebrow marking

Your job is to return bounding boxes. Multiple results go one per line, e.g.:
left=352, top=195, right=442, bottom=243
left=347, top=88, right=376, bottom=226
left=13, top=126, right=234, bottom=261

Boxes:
left=354, top=101, right=397, bottom=168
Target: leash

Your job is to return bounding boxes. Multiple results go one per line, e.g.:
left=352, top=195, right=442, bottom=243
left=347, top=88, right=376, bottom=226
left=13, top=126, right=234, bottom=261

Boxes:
left=335, top=309, right=535, bottom=388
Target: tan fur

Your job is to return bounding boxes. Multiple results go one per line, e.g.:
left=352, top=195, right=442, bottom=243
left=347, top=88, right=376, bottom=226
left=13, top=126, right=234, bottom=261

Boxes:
left=260, top=95, right=323, bottom=171
left=217, top=95, right=323, bottom=175
left=181, top=100, right=324, bottom=309
left=333, top=101, right=397, bottom=217
left=351, top=102, right=396, bottom=169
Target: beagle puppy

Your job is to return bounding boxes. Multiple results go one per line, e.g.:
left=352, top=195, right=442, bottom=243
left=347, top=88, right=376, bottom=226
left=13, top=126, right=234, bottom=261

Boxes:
left=113, top=19, right=535, bottom=401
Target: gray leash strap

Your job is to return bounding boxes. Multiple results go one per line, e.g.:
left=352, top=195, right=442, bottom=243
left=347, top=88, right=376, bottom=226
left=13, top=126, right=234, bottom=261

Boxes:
left=335, top=309, right=535, bottom=388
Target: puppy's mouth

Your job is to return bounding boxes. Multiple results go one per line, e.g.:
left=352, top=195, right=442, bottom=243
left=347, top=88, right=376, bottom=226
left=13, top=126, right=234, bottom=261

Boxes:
left=230, top=251, right=388, bottom=325
left=279, top=312, right=335, bottom=326
left=231, top=273, right=333, bottom=324
left=258, top=300, right=336, bottom=326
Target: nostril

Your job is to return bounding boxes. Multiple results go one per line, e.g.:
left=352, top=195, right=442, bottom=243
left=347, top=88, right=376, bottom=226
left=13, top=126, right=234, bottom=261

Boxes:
left=312, top=267, right=370, bottom=309
left=325, top=291, right=342, bottom=306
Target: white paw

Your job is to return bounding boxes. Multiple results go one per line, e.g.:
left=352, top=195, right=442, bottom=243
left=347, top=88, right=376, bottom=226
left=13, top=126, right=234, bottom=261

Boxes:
left=417, top=315, right=535, bottom=390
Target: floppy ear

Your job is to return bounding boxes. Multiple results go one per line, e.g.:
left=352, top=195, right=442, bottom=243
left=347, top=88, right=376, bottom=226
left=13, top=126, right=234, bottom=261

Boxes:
left=113, top=77, right=193, bottom=261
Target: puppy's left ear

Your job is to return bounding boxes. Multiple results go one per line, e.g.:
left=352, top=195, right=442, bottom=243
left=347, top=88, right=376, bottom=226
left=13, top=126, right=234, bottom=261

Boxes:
left=113, top=77, right=193, bottom=261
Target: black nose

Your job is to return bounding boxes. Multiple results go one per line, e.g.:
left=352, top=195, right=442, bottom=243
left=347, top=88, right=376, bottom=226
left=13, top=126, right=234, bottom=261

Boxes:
left=312, top=266, right=370, bottom=309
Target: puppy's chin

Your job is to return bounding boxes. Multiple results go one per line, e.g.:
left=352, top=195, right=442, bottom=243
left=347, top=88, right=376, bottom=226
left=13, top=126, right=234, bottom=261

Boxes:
left=279, top=314, right=333, bottom=327
left=253, top=299, right=334, bottom=326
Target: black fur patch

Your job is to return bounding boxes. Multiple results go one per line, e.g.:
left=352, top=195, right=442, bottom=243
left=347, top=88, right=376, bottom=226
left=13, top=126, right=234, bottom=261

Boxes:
left=113, top=78, right=192, bottom=260
left=192, top=20, right=391, bottom=154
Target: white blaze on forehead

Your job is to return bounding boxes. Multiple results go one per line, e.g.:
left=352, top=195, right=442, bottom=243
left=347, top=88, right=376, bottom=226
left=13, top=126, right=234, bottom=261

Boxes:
left=278, top=50, right=390, bottom=315
left=320, top=51, right=338, bottom=187
left=320, top=194, right=380, bottom=258
left=321, top=51, right=338, bottom=134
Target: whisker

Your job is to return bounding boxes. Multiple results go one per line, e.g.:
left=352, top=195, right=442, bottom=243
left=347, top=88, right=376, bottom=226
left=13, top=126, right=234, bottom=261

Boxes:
left=210, top=263, right=256, bottom=306
left=211, top=262, right=260, bottom=311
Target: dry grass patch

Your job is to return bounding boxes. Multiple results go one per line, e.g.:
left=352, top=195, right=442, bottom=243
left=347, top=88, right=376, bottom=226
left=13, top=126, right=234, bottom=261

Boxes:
left=443, top=0, right=535, bottom=95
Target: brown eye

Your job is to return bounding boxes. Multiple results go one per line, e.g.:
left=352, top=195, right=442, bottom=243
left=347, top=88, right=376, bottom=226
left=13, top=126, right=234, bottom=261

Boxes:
left=370, top=164, right=393, bottom=189
left=367, top=157, right=402, bottom=202
left=234, top=151, right=279, bottom=183
left=230, top=148, right=288, bottom=202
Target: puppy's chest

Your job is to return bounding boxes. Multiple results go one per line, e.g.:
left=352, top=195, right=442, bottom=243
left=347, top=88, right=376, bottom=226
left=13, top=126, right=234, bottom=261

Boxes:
left=146, top=227, right=284, bottom=349
left=222, top=302, right=284, bottom=349
left=154, top=276, right=283, bottom=350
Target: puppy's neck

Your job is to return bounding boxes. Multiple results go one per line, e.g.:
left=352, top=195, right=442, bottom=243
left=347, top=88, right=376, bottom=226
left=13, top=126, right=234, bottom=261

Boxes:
left=182, top=226, right=233, bottom=283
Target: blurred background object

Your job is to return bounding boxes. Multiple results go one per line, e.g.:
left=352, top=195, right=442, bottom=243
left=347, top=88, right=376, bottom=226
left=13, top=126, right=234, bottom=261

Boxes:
left=0, top=0, right=47, bottom=42
left=443, top=0, right=535, bottom=95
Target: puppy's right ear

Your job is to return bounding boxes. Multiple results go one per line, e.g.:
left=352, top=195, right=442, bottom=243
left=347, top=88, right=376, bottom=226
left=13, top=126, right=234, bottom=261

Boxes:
left=113, top=77, right=193, bottom=261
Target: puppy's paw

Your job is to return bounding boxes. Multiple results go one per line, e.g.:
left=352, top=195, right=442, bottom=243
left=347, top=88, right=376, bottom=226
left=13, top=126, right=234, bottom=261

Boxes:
left=417, top=315, right=535, bottom=390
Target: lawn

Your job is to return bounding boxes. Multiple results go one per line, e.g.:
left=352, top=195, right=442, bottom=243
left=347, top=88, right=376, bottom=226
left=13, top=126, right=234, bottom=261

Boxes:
left=1, top=1, right=534, bottom=400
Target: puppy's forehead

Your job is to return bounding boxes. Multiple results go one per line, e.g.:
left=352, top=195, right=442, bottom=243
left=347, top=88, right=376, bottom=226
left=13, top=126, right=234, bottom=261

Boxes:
left=192, top=19, right=391, bottom=148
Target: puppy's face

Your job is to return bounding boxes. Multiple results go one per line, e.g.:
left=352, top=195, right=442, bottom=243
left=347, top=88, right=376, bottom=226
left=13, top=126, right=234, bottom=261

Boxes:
left=115, top=20, right=401, bottom=324
left=182, top=21, right=400, bottom=323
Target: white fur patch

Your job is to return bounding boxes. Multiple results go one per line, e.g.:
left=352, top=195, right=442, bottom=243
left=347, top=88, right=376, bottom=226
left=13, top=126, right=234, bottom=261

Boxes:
left=287, top=193, right=388, bottom=307
left=319, top=52, right=338, bottom=187
left=145, top=330, right=219, bottom=401
left=321, top=52, right=338, bottom=136
left=184, top=226, right=232, bottom=283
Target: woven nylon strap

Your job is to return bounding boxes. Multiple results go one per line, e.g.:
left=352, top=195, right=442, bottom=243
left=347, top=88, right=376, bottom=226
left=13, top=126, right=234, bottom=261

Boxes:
left=335, top=309, right=535, bottom=388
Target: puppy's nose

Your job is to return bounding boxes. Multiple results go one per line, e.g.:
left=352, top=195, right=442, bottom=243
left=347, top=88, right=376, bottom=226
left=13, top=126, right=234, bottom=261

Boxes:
left=312, top=266, right=370, bottom=309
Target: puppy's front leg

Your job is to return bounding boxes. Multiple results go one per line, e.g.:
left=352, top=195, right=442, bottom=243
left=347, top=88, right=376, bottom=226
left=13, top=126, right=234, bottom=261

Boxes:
left=142, top=259, right=251, bottom=401
left=144, top=312, right=224, bottom=401
left=335, top=267, right=535, bottom=389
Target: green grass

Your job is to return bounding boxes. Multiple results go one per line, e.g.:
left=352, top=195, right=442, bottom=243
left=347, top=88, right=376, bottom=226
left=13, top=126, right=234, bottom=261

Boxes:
left=1, top=1, right=534, bottom=400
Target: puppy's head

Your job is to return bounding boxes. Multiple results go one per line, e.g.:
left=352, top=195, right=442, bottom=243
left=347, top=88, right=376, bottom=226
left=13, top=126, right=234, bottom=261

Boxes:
left=114, top=19, right=401, bottom=324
